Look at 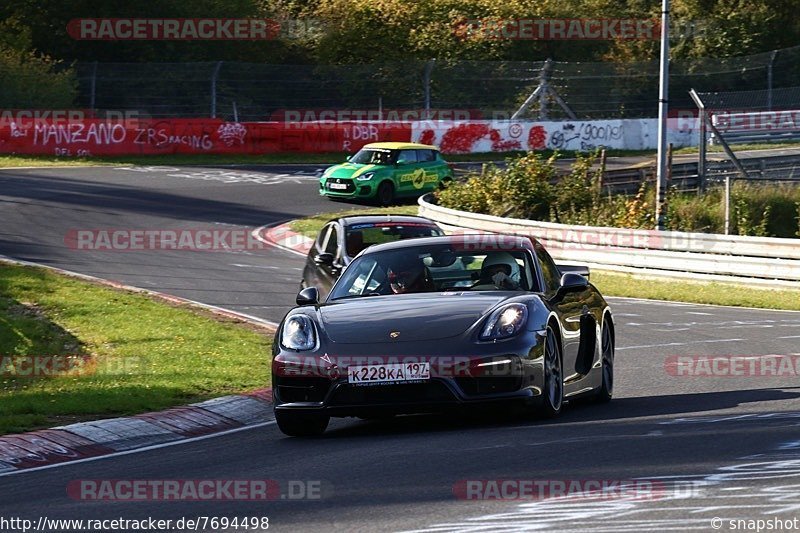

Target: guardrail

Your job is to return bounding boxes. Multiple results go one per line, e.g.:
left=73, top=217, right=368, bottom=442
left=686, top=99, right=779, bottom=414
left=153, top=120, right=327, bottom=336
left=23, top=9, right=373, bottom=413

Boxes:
left=711, top=110, right=800, bottom=145
left=418, top=194, right=800, bottom=288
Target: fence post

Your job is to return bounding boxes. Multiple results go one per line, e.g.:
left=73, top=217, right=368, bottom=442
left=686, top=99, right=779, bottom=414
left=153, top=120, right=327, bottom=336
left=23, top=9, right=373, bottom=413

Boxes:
left=666, top=142, right=673, bottom=185
left=724, top=175, right=731, bottom=235
left=211, top=61, right=223, bottom=118
left=89, top=61, right=98, bottom=113
left=767, top=49, right=777, bottom=110
left=598, top=149, right=607, bottom=192
left=423, top=60, right=435, bottom=118
left=689, top=88, right=707, bottom=193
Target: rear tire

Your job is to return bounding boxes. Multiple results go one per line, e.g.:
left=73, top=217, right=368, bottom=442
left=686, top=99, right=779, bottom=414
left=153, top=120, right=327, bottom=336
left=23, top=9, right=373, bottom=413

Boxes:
left=275, top=410, right=329, bottom=437
left=376, top=181, right=395, bottom=207
left=593, top=320, right=614, bottom=404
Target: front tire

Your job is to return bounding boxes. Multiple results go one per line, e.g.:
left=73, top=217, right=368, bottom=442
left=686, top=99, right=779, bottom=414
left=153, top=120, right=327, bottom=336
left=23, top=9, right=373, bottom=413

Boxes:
left=593, top=319, right=614, bottom=403
left=275, top=410, right=329, bottom=437
left=539, top=325, right=564, bottom=418
left=376, top=181, right=395, bottom=207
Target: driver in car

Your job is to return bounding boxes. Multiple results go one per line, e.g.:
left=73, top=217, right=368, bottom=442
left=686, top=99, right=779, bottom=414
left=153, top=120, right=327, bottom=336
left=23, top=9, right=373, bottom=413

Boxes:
left=474, top=252, right=522, bottom=290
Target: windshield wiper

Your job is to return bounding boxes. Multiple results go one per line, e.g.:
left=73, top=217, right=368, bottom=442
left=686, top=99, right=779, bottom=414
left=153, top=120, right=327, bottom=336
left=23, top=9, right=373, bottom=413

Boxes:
left=330, top=291, right=383, bottom=301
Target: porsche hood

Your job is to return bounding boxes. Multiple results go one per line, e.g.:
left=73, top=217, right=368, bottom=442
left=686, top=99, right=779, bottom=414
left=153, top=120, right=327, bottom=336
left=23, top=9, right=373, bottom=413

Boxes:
left=317, top=293, right=513, bottom=344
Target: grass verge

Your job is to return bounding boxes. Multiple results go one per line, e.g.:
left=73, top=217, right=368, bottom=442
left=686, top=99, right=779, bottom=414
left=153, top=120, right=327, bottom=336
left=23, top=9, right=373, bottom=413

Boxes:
left=591, top=270, right=800, bottom=311
left=0, top=262, right=272, bottom=435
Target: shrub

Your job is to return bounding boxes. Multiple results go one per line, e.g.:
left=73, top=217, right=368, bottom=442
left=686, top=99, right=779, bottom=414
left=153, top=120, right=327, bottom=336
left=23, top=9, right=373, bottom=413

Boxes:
left=0, top=46, right=77, bottom=109
left=435, top=151, right=800, bottom=238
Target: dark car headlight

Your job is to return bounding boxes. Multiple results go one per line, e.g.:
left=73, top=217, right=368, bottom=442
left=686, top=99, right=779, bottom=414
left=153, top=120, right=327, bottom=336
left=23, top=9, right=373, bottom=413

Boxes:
left=356, top=172, right=374, bottom=181
left=479, top=304, right=528, bottom=341
left=281, top=315, right=317, bottom=351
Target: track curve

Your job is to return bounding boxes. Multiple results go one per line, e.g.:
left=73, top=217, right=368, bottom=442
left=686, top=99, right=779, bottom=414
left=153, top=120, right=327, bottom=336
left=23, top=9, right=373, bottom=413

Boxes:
left=1, top=164, right=800, bottom=532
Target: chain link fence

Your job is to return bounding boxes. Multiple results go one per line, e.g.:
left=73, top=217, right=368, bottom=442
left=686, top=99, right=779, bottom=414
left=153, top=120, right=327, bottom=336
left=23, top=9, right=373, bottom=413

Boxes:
left=24, top=44, right=800, bottom=120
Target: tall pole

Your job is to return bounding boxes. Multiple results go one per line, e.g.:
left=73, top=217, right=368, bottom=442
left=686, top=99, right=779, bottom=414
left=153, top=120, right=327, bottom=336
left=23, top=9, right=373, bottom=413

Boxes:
left=655, top=0, right=670, bottom=230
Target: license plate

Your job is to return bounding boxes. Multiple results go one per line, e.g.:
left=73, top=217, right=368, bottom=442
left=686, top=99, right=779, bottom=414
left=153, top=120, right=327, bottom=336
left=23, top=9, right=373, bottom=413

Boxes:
left=348, top=362, right=430, bottom=385
left=328, top=182, right=348, bottom=190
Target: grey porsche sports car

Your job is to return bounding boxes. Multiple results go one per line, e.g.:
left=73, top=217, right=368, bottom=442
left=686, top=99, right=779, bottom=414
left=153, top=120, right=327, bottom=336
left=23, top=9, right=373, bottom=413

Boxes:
left=272, top=234, right=615, bottom=436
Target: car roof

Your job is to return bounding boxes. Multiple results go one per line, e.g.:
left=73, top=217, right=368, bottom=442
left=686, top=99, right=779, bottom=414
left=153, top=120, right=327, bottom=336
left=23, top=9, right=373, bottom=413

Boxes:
left=335, top=214, right=441, bottom=227
left=363, top=142, right=440, bottom=151
left=360, top=234, right=540, bottom=254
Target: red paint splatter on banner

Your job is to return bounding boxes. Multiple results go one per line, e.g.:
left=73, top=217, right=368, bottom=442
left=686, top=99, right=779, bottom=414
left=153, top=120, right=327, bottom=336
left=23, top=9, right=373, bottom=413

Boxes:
left=527, top=125, right=546, bottom=150
left=440, top=123, right=520, bottom=154
left=419, top=129, right=435, bottom=145
left=489, top=130, right=521, bottom=151
left=440, top=123, right=491, bottom=153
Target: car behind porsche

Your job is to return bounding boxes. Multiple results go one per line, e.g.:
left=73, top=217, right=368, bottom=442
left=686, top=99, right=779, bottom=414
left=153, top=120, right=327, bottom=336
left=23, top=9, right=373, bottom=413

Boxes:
left=272, top=234, right=615, bottom=437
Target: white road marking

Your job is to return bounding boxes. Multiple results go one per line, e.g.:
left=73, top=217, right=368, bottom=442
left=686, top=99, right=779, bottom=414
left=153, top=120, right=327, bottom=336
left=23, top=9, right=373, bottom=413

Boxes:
left=0, top=420, right=277, bottom=478
left=686, top=312, right=714, bottom=316
left=607, top=297, right=800, bottom=314
left=779, top=335, right=800, bottom=339
left=718, top=324, right=774, bottom=329
left=230, top=263, right=281, bottom=270
left=617, top=339, right=744, bottom=351
left=405, top=440, right=800, bottom=533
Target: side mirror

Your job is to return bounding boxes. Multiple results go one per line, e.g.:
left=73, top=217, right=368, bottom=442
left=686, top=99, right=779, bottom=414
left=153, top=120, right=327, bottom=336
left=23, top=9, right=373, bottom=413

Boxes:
left=557, top=264, right=591, bottom=280
left=313, top=252, right=334, bottom=266
left=396, top=159, right=407, bottom=165
left=296, top=287, right=319, bottom=306
left=558, top=272, right=589, bottom=295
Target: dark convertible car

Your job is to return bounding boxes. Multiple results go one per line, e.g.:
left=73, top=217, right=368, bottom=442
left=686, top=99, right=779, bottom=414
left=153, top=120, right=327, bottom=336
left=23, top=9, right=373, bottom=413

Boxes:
left=300, top=214, right=444, bottom=301
left=273, top=234, right=615, bottom=436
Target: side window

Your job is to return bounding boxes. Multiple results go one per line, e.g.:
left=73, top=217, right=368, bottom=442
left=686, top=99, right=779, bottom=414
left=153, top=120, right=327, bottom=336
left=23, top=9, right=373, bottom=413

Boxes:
left=417, top=149, right=435, bottom=162
left=314, top=224, right=331, bottom=253
left=324, top=225, right=339, bottom=255
left=397, top=149, right=418, bottom=164
left=534, top=243, right=561, bottom=294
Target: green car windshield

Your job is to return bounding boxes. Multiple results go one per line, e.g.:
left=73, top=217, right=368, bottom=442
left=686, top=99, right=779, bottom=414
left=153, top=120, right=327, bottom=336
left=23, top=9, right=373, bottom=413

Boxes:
left=349, top=148, right=395, bottom=165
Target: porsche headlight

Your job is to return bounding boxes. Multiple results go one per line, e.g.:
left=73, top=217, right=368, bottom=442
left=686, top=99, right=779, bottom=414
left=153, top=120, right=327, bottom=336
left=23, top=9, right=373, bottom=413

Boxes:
left=480, top=304, right=528, bottom=341
left=356, top=172, right=374, bottom=181
left=281, top=315, right=317, bottom=351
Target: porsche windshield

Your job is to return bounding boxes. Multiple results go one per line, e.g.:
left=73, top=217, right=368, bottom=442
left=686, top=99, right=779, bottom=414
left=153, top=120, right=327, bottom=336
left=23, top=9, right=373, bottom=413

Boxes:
left=348, top=148, right=395, bottom=165
left=329, top=244, right=537, bottom=299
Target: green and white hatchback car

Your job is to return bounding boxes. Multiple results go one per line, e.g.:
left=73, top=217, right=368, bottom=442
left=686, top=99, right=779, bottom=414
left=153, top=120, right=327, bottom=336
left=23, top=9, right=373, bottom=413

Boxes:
left=319, top=142, right=453, bottom=205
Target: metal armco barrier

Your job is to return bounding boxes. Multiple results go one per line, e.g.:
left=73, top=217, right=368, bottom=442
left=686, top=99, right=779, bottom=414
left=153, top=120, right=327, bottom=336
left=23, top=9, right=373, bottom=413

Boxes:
left=711, top=110, right=800, bottom=145
left=418, top=194, right=800, bottom=288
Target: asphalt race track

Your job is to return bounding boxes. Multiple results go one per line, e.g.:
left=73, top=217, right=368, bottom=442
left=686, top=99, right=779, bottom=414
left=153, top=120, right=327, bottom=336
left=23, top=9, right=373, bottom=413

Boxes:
left=0, top=164, right=336, bottom=323
left=2, top=165, right=800, bottom=532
